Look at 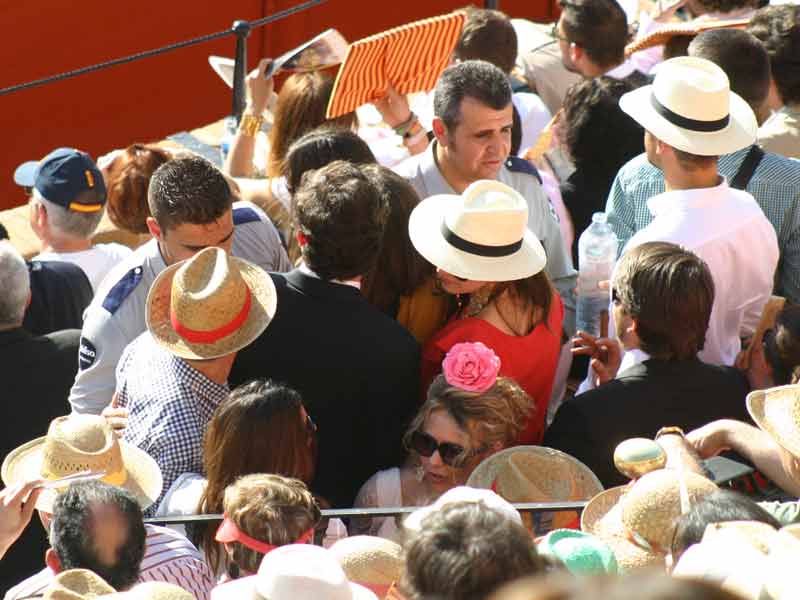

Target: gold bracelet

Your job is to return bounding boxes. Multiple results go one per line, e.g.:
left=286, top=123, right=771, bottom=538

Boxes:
left=238, top=113, right=265, bottom=137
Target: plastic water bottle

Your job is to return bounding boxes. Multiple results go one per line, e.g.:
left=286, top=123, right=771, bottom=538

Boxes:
left=576, top=212, right=618, bottom=336
left=219, top=115, right=238, bottom=163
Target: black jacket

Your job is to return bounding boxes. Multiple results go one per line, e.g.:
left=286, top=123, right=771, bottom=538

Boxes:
left=230, top=270, right=421, bottom=508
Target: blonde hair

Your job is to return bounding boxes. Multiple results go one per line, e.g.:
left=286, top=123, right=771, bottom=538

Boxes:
left=222, top=474, right=321, bottom=574
left=403, top=375, right=530, bottom=461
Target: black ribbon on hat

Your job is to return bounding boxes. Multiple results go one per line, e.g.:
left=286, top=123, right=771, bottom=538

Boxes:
left=440, top=220, right=523, bottom=257
left=650, top=93, right=729, bottom=133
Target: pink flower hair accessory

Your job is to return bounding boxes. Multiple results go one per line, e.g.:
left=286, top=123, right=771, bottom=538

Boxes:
left=442, top=342, right=501, bottom=393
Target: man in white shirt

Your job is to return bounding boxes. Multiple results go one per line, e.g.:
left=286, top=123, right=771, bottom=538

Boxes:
left=617, top=56, right=779, bottom=366
left=14, top=147, right=132, bottom=291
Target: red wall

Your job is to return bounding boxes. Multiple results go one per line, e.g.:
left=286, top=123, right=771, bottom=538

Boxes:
left=0, top=0, right=558, bottom=211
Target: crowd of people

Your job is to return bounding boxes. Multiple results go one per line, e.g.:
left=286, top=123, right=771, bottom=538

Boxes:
left=3, top=0, right=800, bottom=598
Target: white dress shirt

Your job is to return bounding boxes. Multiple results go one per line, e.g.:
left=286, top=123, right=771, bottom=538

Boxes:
left=623, top=178, right=779, bottom=366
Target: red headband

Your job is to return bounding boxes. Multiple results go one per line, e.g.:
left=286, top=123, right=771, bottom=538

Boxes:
left=214, top=515, right=314, bottom=555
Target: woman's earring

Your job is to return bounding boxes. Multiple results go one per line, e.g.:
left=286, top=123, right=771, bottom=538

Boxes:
left=415, top=464, right=425, bottom=482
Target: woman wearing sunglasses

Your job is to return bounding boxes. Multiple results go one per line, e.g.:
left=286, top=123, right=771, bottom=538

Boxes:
left=409, top=180, right=564, bottom=445
left=353, top=342, right=530, bottom=540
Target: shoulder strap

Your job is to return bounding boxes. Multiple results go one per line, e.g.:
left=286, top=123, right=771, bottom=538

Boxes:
left=730, top=145, right=765, bottom=190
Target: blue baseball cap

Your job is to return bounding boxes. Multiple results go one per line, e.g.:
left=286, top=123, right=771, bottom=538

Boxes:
left=14, top=147, right=106, bottom=213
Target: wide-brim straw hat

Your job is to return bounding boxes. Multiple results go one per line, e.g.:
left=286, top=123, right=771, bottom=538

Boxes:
left=765, top=523, right=800, bottom=600
left=329, top=536, right=403, bottom=598
left=623, top=18, right=751, bottom=56
left=619, top=56, right=757, bottom=156
left=746, top=384, right=800, bottom=459
left=44, top=569, right=116, bottom=600
left=2, top=414, right=162, bottom=513
left=100, top=582, right=196, bottom=599
left=581, top=470, right=717, bottom=572
left=408, top=179, right=547, bottom=282
left=146, top=246, right=276, bottom=360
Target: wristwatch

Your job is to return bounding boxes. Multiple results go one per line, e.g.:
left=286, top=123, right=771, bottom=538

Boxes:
left=654, top=426, right=686, bottom=440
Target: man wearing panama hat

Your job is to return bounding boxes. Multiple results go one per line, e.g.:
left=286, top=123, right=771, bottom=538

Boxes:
left=611, top=56, right=778, bottom=368
left=114, top=246, right=276, bottom=515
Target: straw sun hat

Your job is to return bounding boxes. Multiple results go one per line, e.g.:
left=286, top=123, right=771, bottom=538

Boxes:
left=329, top=536, right=403, bottom=598
left=146, top=246, right=276, bottom=360
left=581, top=469, right=717, bottom=572
left=619, top=56, right=757, bottom=156
left=2, top=414, right=162, bottom=513
left=408, top=179, right=547, bottom=282
left=44, top=569, right=115, bottom=600
left=746, top=384, right=800, bottom=459
left=467, top=446, right=603, bottom=530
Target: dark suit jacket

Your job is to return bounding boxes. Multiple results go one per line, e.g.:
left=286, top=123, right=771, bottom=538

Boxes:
left=543, top=357, right=751, bottom=488
left=0, top=327, right=80, bottom=589
left=24, top=260, right=93, bottom=336
left=230, top=270, right=421, bottom=508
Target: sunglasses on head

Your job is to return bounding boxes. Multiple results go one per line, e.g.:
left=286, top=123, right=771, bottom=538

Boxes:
left=410, top=430, right=486, bottom=467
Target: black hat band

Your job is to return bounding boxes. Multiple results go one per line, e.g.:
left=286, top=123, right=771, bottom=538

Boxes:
left=441, top=220, right=523, bottom=258
left=650, top=92, right=729, bottom=133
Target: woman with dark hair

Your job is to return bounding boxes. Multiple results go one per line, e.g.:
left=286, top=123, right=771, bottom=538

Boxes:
left=154, top=379, right=317, bottom=575
left=359, top=165, right=449, bottom=344
left=354, top=342, right=529, bottom=539
left=558, top=76, right=644, bottom=262
left=739, top=304, right=800, bottom=389
left=225, top=63, right=356, bottom=238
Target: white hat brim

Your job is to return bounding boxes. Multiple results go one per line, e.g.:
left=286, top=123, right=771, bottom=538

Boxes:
left=619, top=84, right=757, bottom=156
left=408, top=194, right=547, bottom=282
left=1, top=435, right=163, bottom=513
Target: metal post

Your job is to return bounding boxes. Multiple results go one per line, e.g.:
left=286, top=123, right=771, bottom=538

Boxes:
left=231, top=20, right=252, bottom=122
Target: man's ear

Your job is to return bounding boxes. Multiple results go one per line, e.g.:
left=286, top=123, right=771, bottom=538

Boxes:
left=45, top=548, right=62, bottom=574
left=432, top=118, right=448, bottom=145
left=146, top=217, right=162, bottom=241
left=569, top=43, right=583, bottom=68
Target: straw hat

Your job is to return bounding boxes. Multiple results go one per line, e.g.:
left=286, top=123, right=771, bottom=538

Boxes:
left=408, top=179, right=547, bottom=282
left=746, top=384, right=800, bottom=459
left=2, top=414, right=162, bottom=513
left=765, top=523, right=800, bottom=600
left=329, top=536, right=403, bottom=597
left=673, top=521, right=779, bottom=600
left=44, top=569, right=115, bottom=600
left=101, top=582, right=195, bottom=600
left=146, top=246, right=276, bottom=360
left=403, top=486, right=522, bottom=533
left=623, top=18, right=750, bottom=56
left=467, top=446, right=603, bottom=530
left=619, top=56, right=757, bottom=156
left=581, top=470, right=717, bottom=572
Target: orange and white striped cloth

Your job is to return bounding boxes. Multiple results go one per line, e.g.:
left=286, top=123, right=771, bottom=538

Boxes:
left=326, top=12, right=466, bottom=119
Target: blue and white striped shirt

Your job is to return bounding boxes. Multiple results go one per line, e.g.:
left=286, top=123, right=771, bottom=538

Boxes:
left=605, top=148, right=800, bottom=302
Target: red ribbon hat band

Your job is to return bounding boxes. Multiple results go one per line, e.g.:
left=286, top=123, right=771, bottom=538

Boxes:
left=215, top=515, right=314, bottom=554
left=170, top=287, right=252, bottom=344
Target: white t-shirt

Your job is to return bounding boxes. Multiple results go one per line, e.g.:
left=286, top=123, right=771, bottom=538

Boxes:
left=34, top=242, right=133, bottom=291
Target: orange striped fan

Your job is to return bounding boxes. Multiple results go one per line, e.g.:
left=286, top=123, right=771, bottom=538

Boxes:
left=326, top=12, right=466, bottom=119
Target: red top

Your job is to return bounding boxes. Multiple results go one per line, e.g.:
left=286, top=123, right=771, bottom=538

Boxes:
left=421, top=292, right=564, bottom=445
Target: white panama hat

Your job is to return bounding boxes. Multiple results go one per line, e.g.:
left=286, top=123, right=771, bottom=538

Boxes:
left=619, top=56, right=757, bottom=156
left=408, top=179, right=547, bottom=282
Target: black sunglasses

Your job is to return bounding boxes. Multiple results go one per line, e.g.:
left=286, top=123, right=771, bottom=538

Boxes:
left=410, top=430, right=486, bottom=467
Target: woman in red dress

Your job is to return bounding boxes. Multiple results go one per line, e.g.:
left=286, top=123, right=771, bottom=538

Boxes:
left=409, top=179, right=564, bottom=444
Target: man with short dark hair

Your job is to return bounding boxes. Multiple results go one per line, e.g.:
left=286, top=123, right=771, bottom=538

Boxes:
left=395, top=60, right=577, bottom=329
left=554, top=0, right=649, bottom=85
left=46, top=481, right=146, bottom=591
left=544, top=242, right=752, bottom=487
left=749, top=5, right=800, bottom=159
left=400, top=501, right=545, bottom=600
left=606, top=29, right=800, bottom=305
left=230, top=162, right=420, bottom=508
left=453, top=8, right=552, bottom=157
left=69, top=156, right=290, bottom=415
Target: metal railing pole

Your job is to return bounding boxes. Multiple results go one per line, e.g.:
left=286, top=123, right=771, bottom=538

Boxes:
left=231, top=20, right=252, bottom=122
